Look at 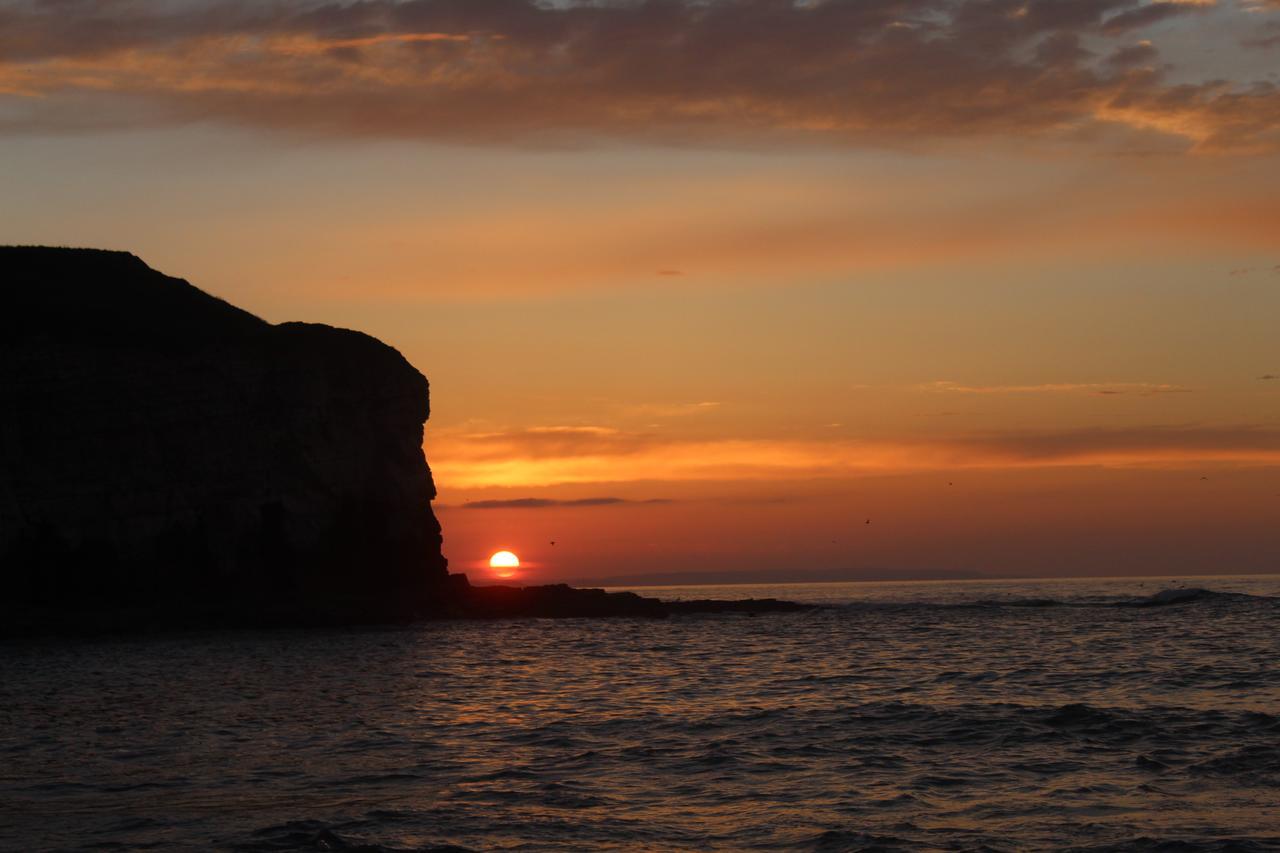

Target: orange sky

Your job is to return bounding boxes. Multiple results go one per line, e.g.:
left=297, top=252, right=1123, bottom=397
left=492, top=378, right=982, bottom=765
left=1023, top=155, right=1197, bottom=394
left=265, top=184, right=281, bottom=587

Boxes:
left=2, top=0, right=1278, bottom=583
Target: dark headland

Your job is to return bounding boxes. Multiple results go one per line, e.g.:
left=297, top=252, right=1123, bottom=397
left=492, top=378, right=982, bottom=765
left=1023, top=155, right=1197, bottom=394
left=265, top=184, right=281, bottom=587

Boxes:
left=0, top=247, right=807, bottom=636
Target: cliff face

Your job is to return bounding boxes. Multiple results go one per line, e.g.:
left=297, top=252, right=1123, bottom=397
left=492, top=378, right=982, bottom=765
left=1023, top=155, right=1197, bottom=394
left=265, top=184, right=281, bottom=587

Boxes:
left=0, top=248, right=449, bottom=627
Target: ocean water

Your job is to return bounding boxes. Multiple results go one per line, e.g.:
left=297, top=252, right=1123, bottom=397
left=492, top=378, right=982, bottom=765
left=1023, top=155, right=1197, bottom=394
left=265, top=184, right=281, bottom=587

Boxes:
left=2, top=576, right=1278, bottom=852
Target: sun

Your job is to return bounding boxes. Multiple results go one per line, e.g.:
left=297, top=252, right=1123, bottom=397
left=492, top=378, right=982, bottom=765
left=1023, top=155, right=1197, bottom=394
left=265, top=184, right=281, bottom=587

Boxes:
left=489, top=550, right=520, bottom=576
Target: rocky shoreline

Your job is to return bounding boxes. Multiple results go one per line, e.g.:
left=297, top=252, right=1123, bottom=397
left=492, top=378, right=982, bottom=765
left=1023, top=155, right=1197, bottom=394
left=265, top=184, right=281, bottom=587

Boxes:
left=456, top=582, right=814, bottom=620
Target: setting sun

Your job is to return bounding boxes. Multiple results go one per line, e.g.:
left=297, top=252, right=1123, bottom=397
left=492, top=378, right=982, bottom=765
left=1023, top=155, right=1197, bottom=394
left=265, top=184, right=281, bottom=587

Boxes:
left=488, top=550, right=520, bottom=579
left=489, top=550, right=520, bottom=570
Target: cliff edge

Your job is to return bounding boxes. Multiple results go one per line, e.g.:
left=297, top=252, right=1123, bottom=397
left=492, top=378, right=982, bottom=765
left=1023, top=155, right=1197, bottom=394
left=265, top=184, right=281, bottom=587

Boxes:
left=0, top=248, right=449, bottom=630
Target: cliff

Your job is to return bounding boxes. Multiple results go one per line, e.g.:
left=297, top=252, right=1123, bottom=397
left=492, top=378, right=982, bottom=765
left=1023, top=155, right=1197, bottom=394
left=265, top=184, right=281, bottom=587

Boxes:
left=0, top=248, right=449, bottom=629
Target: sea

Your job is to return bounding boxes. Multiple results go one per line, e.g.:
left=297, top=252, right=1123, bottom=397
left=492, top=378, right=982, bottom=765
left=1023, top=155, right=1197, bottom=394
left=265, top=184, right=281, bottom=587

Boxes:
left=2, top=575, right=1278, bottom=852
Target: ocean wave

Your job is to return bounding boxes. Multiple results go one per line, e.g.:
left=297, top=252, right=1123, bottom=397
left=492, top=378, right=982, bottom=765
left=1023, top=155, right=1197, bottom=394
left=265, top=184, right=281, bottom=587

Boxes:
left=832, top=587, right=1277, bottom=612
left=235, top=822, right=475, bottom=852
left=1064, top=839, right=1280, bottom=853
left=1114, top=587, right=1254, bottom=607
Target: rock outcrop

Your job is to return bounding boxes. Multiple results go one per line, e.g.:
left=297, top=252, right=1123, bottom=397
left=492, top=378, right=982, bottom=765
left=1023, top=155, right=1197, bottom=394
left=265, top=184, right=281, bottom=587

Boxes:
left=1, top=247, right=449, bottom=629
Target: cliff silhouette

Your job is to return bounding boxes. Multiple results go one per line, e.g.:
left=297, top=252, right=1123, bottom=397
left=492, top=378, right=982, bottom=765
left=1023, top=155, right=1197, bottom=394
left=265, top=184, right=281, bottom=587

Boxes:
left=1, top=247, right=451, bottom=630
left=0, top=248, right=807, bottom=634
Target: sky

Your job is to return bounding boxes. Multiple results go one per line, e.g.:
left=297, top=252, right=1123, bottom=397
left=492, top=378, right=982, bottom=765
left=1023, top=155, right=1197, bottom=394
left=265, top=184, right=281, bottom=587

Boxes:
left=2, top=0, right=1279, bottom=584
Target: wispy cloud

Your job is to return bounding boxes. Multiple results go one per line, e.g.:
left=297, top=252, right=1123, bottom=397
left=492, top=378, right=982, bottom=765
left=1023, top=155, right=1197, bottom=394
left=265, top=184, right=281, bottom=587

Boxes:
left=1242, top=26, right=1280, bottom=49
left=450, top=426, right=631, bottom=460
left=920, top=380, right=1192, bottom=396
left=223, top=158, right=1280, bottom=301
left=620, top=401, right=722, bottom=418
left=448, top=496, right=673, bottom=510
left=1, top=0, right=1276, bottom=153
left=427, top=423, right=1280, bottom=488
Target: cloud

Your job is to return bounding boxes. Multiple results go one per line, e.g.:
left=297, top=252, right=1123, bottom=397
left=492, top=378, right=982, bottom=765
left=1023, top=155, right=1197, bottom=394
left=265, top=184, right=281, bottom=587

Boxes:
left=251, top=164, right=1280, bottom=301
left=920, top=380, right=1192, bottom=396
left=448, top=426, right=639, bottom=460
left=620, top=401, right=721, bottom=418
left=1100, top=2, right=1206, bottom=35
left=450, top=496, right=673, bottom=509
left=1106, top=40, right=1160, bottom=69
left=1242, top=19, right=1280, bottom=48
left=426, top=423, right=1280, bottom=488
left=1260, top=374, right=1278, bottom=380
left=947, top=425, right=1280, bottom=461
left=1, top=0, right=1277, bottom=152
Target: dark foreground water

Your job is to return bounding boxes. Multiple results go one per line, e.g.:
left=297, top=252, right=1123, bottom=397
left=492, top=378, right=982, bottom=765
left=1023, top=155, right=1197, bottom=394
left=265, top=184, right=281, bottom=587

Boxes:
left=2, top=576, right=1278, bottom=852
